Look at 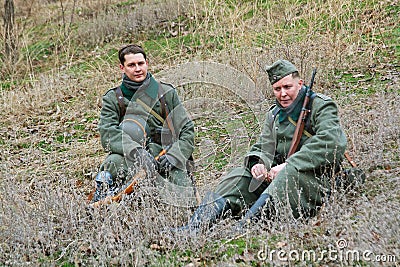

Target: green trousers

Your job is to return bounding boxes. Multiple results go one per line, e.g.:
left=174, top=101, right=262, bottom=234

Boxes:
left=215, top=164, right=331, bottom=218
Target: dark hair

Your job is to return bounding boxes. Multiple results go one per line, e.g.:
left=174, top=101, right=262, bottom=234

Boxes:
left=118, top=44, right=147, bottom=65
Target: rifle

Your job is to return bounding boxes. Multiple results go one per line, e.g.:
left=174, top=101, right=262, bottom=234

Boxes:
left=287, top=68, right=317, bottom=157
left=88, top=145, right=203, bottom=207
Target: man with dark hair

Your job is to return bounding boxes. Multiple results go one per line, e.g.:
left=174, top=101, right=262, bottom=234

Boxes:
left=175, top=59, right=348, bottom=233
left=92, top=44, right=195, bottom=204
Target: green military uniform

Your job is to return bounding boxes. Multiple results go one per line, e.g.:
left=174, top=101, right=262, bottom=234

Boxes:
left=98, top=73, right=195, bottom=204
left=215, top=77, right=347, bottom=219
left=174, top=60, right=351, bottom=234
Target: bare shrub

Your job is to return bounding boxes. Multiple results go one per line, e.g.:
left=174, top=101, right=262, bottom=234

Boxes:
left=75, top=0, right=192, bottom=47
left=0, top=0, right=399, bottom=265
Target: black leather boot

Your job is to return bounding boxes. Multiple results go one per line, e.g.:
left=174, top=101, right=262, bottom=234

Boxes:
left=172, top=191, right=230, bottom=235
left=92, top=171, right=115, bottom=203
left=234, top=193, right=274, bottom=232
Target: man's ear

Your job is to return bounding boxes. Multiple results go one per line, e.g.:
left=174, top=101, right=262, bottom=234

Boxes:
left=119, top=63, right=124, bottom=72
left=298, top=79, right=304, bottom=87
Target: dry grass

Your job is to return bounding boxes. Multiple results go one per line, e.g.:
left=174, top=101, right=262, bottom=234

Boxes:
left=0, top=0, right=399, bottom=265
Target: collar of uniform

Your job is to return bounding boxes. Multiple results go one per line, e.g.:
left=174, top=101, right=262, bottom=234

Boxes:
left=276, top=86, right=307, bottom=123
left=143, top=73, right=159, bottom=99
left=121, top=73, right=159, bottom=100
left=132, top=73, right=158, bottom=100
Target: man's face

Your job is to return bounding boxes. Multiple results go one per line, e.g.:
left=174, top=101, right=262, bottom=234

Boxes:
left=272, top=74, right=303, bottom=108
left=120, top=53, right=148, bottom=82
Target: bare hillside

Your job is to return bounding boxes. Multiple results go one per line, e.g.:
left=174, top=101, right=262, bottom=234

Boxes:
left=0, top=0, right=399, bottom=265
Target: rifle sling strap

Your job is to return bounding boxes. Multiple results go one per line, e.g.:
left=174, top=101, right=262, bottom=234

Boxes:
left=114, top=86, right=126, bottom=120
left=289, top=92, right=317, bottom=139
left=136, top=98, right=165, bottom=124
left=157, top=83, right=177, bottom=139
left=288, top=116, right=313, bottom=138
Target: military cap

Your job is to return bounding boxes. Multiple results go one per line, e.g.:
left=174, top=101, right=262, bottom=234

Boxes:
left=265, top=59, right=298, bottom=85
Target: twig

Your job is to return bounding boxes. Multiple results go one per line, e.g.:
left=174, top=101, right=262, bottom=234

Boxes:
left=55, top=239, right=79, bottom=262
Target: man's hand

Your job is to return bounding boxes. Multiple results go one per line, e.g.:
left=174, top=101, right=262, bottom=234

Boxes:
left=269, top=162, right=287, bottom=180
left=251, top=162, right=288, bottom=182
left=158, top=154, right=178, bottom=172
left=128, top=148, right=157, bottom=175
left=251, top=163, right=269, bottom=181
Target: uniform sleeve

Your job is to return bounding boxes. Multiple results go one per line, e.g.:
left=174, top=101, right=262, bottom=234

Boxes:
left=286, top=97, right=347, bottom=171
left=98, top=90, right=141, bottom=156
left=164, top=87, right=195, bottom=168
left=244, top=111, right=277, bottom=170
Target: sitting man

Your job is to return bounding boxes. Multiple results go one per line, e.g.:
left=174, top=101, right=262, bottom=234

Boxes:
left=175, top=59, right=348, bottom=233
left=92, top=44, right=195, bottom=204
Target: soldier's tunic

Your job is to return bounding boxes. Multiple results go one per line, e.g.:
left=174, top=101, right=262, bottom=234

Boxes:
left=215, top=86, right=347, bottom=218
left=98, top=73, right=195, bottom=200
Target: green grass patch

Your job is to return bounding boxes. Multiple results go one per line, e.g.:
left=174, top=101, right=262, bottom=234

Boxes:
left=56, top=133, right=73, bottom=144
left=193, top=117, right=231, bottom=171
left=24, top=40, right=55, bottom=62
left=16, top=142, right=32, bottom=149
left=37, top=140, right=54, bottom=153
left=144, top=33, right=202, bottom=58
left=0, top=79, right=16, bottom=90
left=114, top=0, right=137, bottom=8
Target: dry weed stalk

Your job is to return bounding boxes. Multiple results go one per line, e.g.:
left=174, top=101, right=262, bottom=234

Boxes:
left=0, top=0, right=398, bottom=265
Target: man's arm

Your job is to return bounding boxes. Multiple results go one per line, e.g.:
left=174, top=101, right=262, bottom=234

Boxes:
left=161, top=86, right=195, bottom=169
left=98, top=90, right=141, bottom=156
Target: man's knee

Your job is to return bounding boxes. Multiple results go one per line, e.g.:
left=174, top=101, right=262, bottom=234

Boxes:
left=264, top=168, right=329, bottom=218
left=100, top=153, right=127, bottom=179
left=214, top=167, right=267, bottom=215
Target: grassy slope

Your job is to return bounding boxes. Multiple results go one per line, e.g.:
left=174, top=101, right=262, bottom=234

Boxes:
left=0, top=0, right=399, bottom=266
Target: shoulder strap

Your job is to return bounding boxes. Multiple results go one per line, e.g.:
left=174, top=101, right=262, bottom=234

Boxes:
left=114, top=86, right=126, bottom=121
left=288, top=117, right=313, bottom=138
left=157, top=83, right=177, bottom=139
left=272, top=105, right=280, bottom=118
left=269, top=105, right=280, bottom=125
left=136, top=98, right=165, bottom=123
left=304, top=92, right=317, bottom=135
left=308, top=92, right=317, bottom=108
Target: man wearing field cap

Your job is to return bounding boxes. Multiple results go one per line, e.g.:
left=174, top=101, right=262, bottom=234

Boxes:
left=174, top=59, right=348, bottom=233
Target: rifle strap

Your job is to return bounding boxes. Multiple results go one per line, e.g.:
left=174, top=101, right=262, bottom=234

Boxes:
left=157, top=83, right=177, bottom=140
left=304, top=92, right=317, bottom=134
left=136, top=98, right=165, bottom=123
left=114, top=86, right=126, bottom=120
left=288, top=116, right=313, bottom=138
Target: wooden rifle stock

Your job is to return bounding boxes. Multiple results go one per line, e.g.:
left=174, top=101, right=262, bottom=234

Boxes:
left=154, top=144, right=172, bottom=161
left=90, top=170, right=146, bottom=208
left=287, top=68, right=317, bottom=157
